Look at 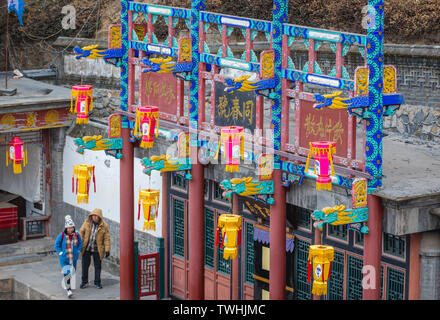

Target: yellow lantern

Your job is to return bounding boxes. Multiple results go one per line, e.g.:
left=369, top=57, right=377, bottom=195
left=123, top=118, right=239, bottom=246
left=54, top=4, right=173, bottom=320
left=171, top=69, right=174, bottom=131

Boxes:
left=216, top=126, right=244, bottom=173
left=216, top=214, right=242, bottom=260
left=72, top=165, right=96, bottom=204
left=134, top=106, right=159, bottom=149
left=138, top=189, right=160, bottom=231
left=307, top=245, right=334, bottom=296
left=71, top=85, right=93, bottom=124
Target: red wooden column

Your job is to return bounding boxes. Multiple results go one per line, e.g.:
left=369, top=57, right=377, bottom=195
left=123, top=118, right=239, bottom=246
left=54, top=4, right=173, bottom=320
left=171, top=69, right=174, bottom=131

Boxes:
left=188, top=156, right=205, bottom=299
left=269, top=170, right=286, bottom=300
left=362, top=194, right=383, bottom=300
left=161, top=173, right=169, bottom=298
left=232, top=194, right=240, bottom=300
left=409, top=232, right=421, bottom=300
left=120, top=127, right=134, bottom=300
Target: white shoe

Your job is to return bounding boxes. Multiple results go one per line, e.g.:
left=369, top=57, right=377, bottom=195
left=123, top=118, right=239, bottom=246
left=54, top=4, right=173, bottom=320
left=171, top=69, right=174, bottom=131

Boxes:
left=67, top=289, right=73, bottom=298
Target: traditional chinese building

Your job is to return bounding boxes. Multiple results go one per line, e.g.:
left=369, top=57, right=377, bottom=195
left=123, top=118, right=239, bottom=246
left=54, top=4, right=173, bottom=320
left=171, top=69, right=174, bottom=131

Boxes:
left=0, top=76, right=73, bottom=243
left=63, top=0, right=440, bottom=301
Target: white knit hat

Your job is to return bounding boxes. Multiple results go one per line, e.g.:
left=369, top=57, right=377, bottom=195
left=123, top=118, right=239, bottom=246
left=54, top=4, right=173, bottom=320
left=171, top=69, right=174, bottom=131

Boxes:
left=64, top=215, right=75, bottom=228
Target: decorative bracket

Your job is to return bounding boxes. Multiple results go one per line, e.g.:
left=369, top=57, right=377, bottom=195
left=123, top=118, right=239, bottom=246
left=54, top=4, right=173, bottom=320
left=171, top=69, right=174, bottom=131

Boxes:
left=74, top=135, right=123, bottom=159
left=223, top=50, right=278, bottom=100
left=312, top=204, right=369, bottom=234
left=313, top=65, right=404, bottom=119
left=141, top=155, right=192, bottom=180
left=219, top=177, right=274, bottom=205
left=73, top=45, right=123, bottom=67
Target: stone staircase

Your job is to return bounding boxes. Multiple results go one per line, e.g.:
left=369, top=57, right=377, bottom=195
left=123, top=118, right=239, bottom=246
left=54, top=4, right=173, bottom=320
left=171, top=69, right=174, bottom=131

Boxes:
left=0, top=237, right=56, bottom=267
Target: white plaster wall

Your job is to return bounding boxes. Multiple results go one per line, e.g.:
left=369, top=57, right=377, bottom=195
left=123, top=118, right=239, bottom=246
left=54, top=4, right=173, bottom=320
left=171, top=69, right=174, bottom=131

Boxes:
left=62, top=136, right=162, bottom=237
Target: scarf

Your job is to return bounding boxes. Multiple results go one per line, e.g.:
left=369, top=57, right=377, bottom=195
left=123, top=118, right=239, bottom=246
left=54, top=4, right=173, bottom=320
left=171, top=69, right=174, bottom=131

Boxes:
left=65, top=232, right=78, bottom=263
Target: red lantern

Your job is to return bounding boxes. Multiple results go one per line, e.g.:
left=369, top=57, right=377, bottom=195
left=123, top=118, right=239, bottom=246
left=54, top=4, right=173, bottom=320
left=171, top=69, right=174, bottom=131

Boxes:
left=71, top=85, right=93, bottom=124
left=6, top=136, right=27, bottom=174
left=134, top=106, right=159, bottom=149
left=304, top=141, right=336, bottom=191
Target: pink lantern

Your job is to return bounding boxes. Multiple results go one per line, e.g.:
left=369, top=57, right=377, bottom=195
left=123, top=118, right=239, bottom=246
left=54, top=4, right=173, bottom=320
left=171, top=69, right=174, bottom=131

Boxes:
left=217, top=126, right=244, bottom=172
left=6, top=136, right=27, bottom=174
left=134, top=106, right=159, bottom=149
left=71, top=85, right=93, bottom=124
left=304, top=141, right=336, bottom=191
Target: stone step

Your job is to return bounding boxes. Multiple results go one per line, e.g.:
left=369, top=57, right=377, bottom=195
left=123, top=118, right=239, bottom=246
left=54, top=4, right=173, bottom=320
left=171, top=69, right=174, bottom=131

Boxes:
left=0, top=253, right=44, bottom=267
left=0, top=237, right=56, bottom=259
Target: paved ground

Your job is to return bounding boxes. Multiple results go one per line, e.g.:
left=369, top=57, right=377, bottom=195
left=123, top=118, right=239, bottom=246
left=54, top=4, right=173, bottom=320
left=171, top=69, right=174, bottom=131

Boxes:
left=0, top=238, right=120, bottom=300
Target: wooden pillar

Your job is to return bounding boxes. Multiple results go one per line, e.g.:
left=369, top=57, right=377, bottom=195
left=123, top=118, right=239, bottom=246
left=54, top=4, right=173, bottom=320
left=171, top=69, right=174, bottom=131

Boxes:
left=161, top=173, right=169, bottom=298
left=409, top=232, right=421, bottom=300
left=362, top=194, right=383, bottom=300
left=188, top=160, right=205, bottom=299
left=120, top=127, right=134, bottom=300
left=269, top=170, right=286, bottom=300
left=231, top=194, right=240, bottom=300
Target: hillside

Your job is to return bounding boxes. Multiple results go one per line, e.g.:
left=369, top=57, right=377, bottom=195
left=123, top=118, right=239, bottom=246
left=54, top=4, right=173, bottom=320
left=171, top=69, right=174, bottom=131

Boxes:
left=1, top=0, right=439, bottom=70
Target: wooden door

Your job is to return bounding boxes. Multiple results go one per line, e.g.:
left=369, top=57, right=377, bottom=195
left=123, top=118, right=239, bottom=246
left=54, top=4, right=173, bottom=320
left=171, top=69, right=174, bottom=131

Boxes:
left=170, top=196, right=189, bottom=299
left=203, top=208, right=231, bottom=299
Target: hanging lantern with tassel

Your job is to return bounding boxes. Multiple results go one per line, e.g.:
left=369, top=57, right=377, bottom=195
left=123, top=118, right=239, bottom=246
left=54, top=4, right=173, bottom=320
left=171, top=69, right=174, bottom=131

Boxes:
left=216, top=214, right=242, bottom=260
left=304, top=141, right=336, bottom=191
left=134, top=106, right=159, bottom=149
left=307, top=245, right=334, bottom=296
left=6, top=136, right=27, bottom=174
left=72, top=165, right=96, bottom=204
left=216, top=126, right=244, bottom=173
left=71, top=85, right=94, bottom=124
left=138, top=189, right=160, bottom=231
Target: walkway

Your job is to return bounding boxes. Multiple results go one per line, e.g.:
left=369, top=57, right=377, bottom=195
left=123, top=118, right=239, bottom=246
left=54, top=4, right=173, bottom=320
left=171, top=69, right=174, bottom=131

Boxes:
left=0, top=237, right=120, bottom=300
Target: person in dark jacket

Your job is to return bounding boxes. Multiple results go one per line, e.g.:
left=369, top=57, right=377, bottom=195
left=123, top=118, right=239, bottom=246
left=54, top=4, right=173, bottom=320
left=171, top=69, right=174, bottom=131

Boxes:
left=79, top=208, right=111, bottom=289
left=54, top=215, right=82, bottom=298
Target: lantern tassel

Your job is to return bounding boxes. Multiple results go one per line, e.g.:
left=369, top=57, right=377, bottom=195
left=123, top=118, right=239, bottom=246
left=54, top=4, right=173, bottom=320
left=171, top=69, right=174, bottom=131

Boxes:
left=237, top=228, right=241, bottom=247
left=138, top=200, right=141, bottom=221
left=215, top=227, right=220, bottom=248
left=311, top=281, right=328, bottom=296
left=6, top=150, right=8, bottom=167
left=316, top=182, right=332, bottom=191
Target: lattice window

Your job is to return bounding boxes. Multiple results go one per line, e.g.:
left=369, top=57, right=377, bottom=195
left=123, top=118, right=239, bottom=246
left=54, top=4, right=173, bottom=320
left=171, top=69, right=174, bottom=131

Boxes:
left=346, top=255, right=363, bottom=300
left=172, top=198, right=185, bottom=258
left=295, top=238, right=311, bottom=300
left=204, top=179, right=209, bottom=198
left=244, top=222, right=255, bottom=284
left=327, top=251, right=344, bottom=300
left=383, top=233, right=405, bottom=258
left=217, top=229, right=231, bottom=275
left=213, top=181, right=230, bottom=203
left=355, top=231, right=364, bottom=246
left=296, top=206, right=311, bottom=229
left=171, top=174, right=187, bottom=190
left=380, top=265, right=384, bottom=300
left=328, top=224, right=348, bottom=241
left=204, top=208, right=214, bottom=269
left=387, top=267, right=405, bottom=300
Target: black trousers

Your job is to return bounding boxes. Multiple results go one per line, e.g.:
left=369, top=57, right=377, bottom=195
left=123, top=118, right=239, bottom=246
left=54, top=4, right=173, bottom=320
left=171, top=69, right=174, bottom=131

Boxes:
left=81, top=251, right=102, bottom=285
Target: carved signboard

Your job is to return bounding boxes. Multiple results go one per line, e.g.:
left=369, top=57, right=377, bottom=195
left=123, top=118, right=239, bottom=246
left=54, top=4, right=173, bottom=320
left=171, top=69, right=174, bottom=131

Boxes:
left=108, top=114, right=122, bottom=139
left=214, top=81, right=257, bottom=130
left=299, top=100, right=354, bottom=158
left=108, top=24, right=146, bottom=49
left=140, top=72, right=178, bottom=117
